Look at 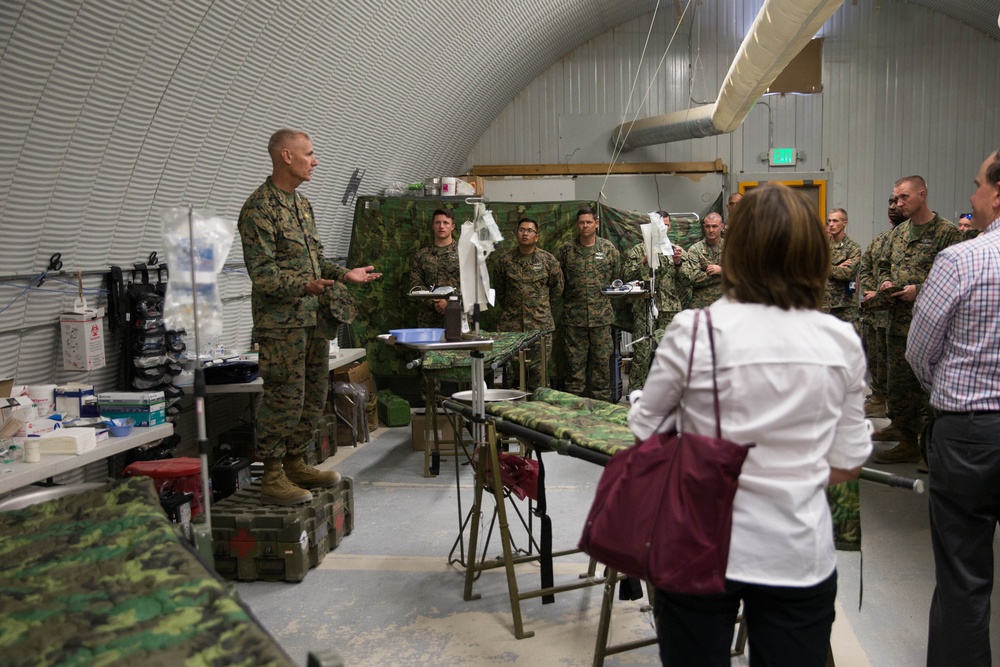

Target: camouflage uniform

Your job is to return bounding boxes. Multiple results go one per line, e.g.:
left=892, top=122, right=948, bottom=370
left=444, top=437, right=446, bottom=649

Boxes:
left=685, top=239, right=725, bottom=308
left=875, top=214, right=961, bottom=440
left=492, top=247, right=563, bottom=388
left=824, top=235, right=862, bottom=327
left=556, top=237, right=620, bottom=401
left=409, top=242, right=460, bottom=327
left=857, top=229, right=893, bottom=401
left=492, top=247, right=563, bottom=332
left=623, top=242, right=691, bottom=392
left=238, top=177, right=349, bottom=460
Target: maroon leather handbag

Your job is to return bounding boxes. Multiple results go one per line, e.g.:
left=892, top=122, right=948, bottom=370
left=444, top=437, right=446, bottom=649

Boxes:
left=579, top=309, right=754, bottom=595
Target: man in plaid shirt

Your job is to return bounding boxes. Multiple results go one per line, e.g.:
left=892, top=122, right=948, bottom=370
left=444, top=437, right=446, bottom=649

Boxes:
left=907, top=148, right=1000, bottom=667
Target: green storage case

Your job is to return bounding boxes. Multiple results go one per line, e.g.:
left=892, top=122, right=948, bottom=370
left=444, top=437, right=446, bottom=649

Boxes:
left=377, top=390, right=411, bottom=427
left=211, top=477, right=354, bottom=582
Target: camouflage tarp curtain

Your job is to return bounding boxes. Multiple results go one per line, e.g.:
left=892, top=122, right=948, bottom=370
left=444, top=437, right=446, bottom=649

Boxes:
left=345, top=197, right=727, bottom=378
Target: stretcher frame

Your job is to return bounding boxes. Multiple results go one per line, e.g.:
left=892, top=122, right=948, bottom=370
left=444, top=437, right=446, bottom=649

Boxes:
left=422, top=332, right=548, bottom=477
left=442, top=398, right=616, bottom=641
left=442, top=396, right=754, bottom=664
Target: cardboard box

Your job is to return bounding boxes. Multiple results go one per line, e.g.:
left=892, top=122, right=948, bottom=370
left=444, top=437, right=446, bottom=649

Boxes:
left=98, top=391, right=165, bottom=405
left=55, top=383, right=95, bottom=418
left=333, top=361, right=370, bottom=386
left=101, top=406, right=167, bottom=427
left=459, top=174, right=485, bottom=196
left=410, top=413, right=458, bottom=452
left=15, top=417, right=58, bottom=437
left=60, top=306, right=106, bottom=371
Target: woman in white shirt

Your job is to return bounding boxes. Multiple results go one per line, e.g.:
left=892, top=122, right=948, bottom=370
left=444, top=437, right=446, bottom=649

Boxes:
left=628, top=184, right=872, bottom=667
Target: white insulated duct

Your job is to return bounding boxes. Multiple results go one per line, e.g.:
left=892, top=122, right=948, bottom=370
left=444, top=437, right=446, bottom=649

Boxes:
left=611, top=0, right=844, bottom=151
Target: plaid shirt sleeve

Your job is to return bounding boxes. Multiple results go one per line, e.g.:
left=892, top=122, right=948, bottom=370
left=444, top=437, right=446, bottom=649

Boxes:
left=907, top=252, right=960, bottom=394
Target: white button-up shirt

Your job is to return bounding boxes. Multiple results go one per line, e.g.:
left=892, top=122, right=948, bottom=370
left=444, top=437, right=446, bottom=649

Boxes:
left=629, top=298, right=873, bottom=587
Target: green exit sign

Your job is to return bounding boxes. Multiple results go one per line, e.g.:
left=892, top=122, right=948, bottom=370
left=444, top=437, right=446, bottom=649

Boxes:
left=769, top=147, right=796, bottom=166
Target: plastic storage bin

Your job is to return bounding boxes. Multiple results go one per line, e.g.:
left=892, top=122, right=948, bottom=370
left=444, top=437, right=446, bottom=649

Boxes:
left=389, top=328, right=444, bottom=343
left=123, top=457, right=206, bottom=516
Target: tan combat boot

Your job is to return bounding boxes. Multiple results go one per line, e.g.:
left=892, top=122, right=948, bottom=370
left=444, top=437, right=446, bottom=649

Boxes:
left=283, top=454, right=341, bottom=488
left=872, top=432, right=921, bottom=464
left=260, top=457, right=313, bottom=505
left=871, top=423, right=904, bottom=442
left=864, top=394, right=887, bottom=419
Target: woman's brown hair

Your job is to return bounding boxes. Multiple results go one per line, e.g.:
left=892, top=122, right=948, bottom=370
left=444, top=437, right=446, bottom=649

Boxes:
left=721, top=183, right=830, bottom=310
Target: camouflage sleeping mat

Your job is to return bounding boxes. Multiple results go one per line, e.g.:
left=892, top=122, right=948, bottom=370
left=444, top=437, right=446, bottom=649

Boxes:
left=0, top=476, right=296, bottom=667
left=420, top=330, right=543, bottom=382
left=480, top=388, right=860, bottom=552
left=483, top=388, right=634, bottom=459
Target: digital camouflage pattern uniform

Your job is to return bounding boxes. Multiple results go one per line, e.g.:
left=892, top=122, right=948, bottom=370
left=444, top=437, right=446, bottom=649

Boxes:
left=623, top=242, right=691, bottom=391
left=238, top=177, right=349, bottom=460
left=492, top=247, right=563, bottom=387
left=556, top=236, right=620, bottom=401
left=684, top=239, right=725, bottom=309
left=492, top=247, right=563, bottom=332
left=824, top=234, right=862, bottom=327
left=875, top=214, right=961, bottom=441
left=858, top=229, right=893, bottom=402
left=409, top=242, right=460, bottom=327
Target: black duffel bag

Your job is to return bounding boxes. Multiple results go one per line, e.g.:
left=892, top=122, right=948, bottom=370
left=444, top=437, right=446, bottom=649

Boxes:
left=203, top=360, right=260, bottom=385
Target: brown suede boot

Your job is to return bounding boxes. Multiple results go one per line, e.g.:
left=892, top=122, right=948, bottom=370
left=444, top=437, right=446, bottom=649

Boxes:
left=864, top=394, right=887, bottom=419
left=283, top=454, right=341, bottom=488
left=260, top=457, right=313, bottom=505
left=872, top=433, right=921, bottom=464
left=871, top=423, right=904, bottom=442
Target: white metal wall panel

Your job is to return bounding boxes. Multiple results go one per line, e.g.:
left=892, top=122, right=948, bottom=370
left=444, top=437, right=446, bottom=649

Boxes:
left=469, top=0, right=1000, bottom=255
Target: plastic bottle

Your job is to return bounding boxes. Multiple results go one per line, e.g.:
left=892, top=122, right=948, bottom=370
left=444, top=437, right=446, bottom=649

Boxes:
left=444, top=297, right=462, bottom=341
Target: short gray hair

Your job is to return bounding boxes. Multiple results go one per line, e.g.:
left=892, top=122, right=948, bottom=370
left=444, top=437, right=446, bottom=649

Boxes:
left=268, top=128, right=310, bottom=158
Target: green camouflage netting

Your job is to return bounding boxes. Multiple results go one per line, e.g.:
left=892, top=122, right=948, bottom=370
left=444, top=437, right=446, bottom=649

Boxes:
left=346, top=198, right=723, bottom=378
left=0, top=477, right=295, bottom=667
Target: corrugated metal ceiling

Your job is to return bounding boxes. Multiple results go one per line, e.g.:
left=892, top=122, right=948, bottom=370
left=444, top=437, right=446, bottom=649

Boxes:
left=0, top=0, right=996, bottom=386
left=910, top=0, right=1000, bottom=42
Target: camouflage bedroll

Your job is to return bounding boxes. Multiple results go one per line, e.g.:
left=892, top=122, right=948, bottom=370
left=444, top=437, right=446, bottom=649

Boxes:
left=0, top=477, right=295, bottom=667
left=476, top=387, right=861, bottom=551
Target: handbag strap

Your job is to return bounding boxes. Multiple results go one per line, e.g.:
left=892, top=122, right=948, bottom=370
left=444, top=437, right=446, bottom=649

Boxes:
left=703, top=308, right=722, bottom=439
left=677, top=308, right=723, bottom=438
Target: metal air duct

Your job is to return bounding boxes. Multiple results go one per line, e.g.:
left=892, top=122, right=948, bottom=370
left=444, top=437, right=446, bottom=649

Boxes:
left=611, top=0, right=844, bottom=151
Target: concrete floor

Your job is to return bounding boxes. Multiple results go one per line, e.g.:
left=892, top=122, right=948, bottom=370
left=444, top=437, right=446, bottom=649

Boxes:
left=235, top=415, right=1000, bottom=667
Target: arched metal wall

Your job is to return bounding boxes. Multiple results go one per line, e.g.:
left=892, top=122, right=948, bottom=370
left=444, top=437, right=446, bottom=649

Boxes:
left=0, top=0, right=996, bottom=385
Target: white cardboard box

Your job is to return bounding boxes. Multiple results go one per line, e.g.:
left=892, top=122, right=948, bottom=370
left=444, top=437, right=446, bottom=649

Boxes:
left=97, top=391, right=165, bottom=405
left=60, top=307, right=106, bottom=371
